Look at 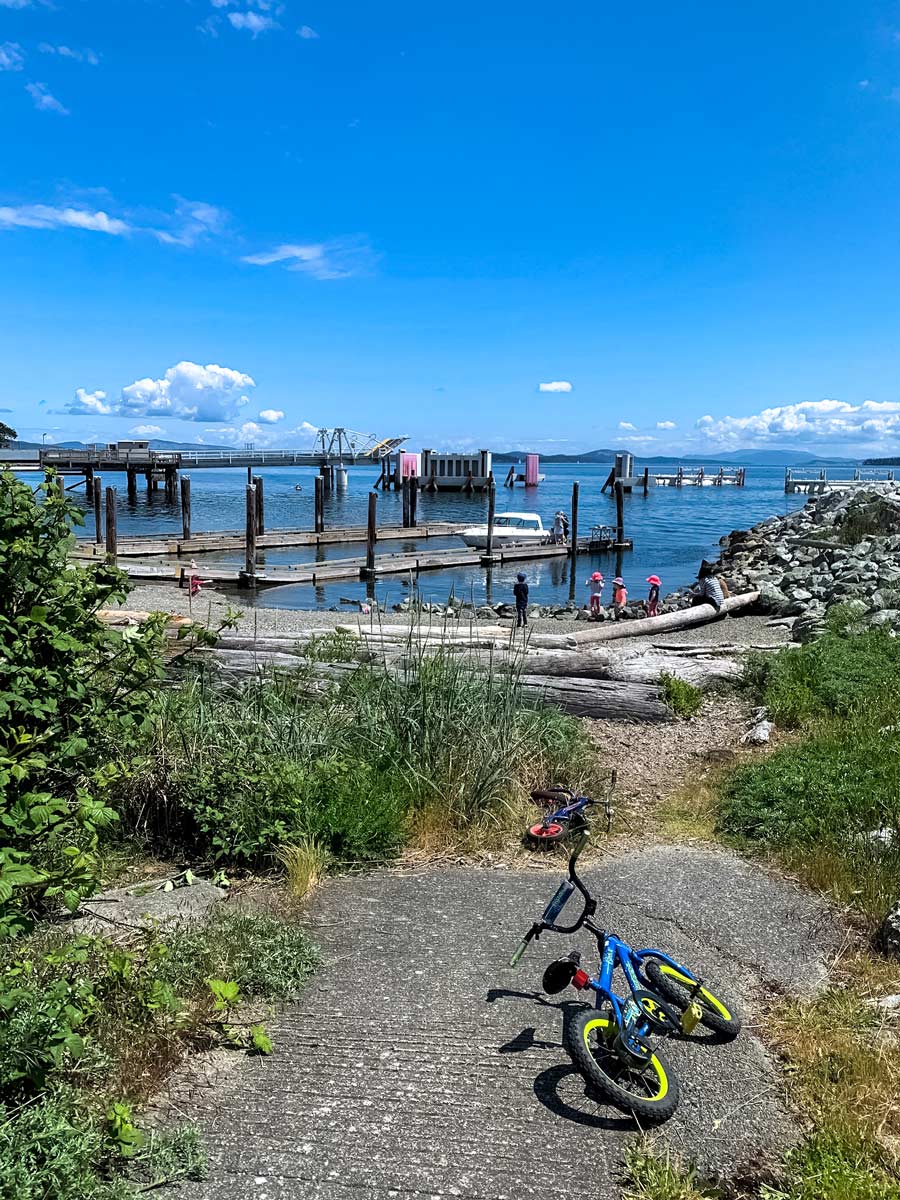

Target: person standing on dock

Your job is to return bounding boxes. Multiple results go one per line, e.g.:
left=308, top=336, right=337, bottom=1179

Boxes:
left=646, top=575, right=661, bottom=618
left=513, top=573, right=529, bottom=627
left=586, top=571, right=604, bottom=618
left=612, top=576, right=628, bottom=619
left=552, top=511, right=567, bottom=545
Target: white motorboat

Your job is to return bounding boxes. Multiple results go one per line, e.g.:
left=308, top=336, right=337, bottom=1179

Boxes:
left=460, top=512, right=550, bottom=549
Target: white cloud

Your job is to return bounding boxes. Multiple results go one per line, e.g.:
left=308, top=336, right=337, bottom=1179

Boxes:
left=0, top=195, right=225, bottom=247
left=130, top=424, right=164, bottom=436
left=257, top=408, right=285, bottom=423
left=25, top=82, right=69, bottom=115
left=538, top=381, right=572, bottom=393
left=227, top=12, right=278, bottom=34
left=858, top=79, right=871, bottom=89
left=38, top=44, right=101, bottom=65
left=618, top=421, right=637, bottom=431
left=119, top=361, right=255, bottom=422
left=150, top=197, right=228, bottom=247
left=0, top=42, right=24, bottom=71
left=694, top=398, right=900, bottom=450
left=217, top=419, right=318, bottom=448
left=0, top=0, right=45, bottom=7
left=67, top=388, right=111, bottom=416
left=656, top=420, right=677, bottom=430
left=298, top=25, right=319, bottom=38
left=242, top=237, right=374, bottom=280
left=0, top=204, right=130, bottom=234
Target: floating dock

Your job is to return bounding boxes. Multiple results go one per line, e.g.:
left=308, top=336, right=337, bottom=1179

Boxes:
left=785, top=468, right=896, bottom=494
left=71, top=521, right=469, bottom=559
left=653, top=466, right=746, bottom=488
left=117, top=535, right=632, bottom=591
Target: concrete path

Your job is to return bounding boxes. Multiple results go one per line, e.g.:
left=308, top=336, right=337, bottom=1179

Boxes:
left=171, top=847, right=841, bottom=1200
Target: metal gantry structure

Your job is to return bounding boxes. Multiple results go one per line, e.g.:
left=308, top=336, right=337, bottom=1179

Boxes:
left=311, top=428, right=408, bottom=462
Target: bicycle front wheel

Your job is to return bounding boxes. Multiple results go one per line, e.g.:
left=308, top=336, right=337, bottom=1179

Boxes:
left=645, top=960, right=741, bottom=1041
left=563, top=1008, right=679, bottom=1124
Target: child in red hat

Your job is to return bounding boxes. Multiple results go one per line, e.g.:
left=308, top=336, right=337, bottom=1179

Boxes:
left=646, top=575, right=661, bottom=618
left=612, top=576, right=628, bottom=619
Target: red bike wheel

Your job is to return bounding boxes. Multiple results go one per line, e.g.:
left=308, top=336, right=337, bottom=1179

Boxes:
left=525, top=821, right=567, bottom=849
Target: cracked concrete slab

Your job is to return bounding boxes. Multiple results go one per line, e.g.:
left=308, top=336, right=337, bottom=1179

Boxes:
left=168, top=848, right=841, bottom=1200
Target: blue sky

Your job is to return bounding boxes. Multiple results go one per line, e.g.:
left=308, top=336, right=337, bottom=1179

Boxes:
left=3, top=0, right=900, bottom=455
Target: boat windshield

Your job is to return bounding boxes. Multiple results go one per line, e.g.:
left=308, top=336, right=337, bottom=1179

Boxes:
left=493, top=516, right=540, bottom=529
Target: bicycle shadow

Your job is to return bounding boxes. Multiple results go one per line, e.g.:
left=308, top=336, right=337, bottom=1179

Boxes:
left=486, top=986, right=640, bottom=1131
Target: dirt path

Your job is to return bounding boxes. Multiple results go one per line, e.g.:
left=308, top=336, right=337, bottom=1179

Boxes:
left=169, top=848, right=840, bottom=1200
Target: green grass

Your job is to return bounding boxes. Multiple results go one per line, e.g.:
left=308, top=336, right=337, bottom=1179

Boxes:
left=659, top=672, right=704, bottom=719
left=728, top=626, right=900, bottom=920
left=118, top=648, right=599, bottom=865
left=0, top=1086, right=206, bottom=1200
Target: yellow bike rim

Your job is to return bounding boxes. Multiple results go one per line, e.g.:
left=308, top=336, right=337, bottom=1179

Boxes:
left=657, top=964, right=732, bottom=1021
left=581, top=1016, right=669, bottom=1101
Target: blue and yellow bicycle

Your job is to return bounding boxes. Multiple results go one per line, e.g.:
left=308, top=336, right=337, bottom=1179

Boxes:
left=510, top=786, right=741, bottom=1123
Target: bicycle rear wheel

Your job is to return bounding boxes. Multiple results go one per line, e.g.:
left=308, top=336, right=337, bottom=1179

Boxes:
left=525, top=821, right=567, bottom=848
left=564, top=1007, right=679, bottom=1124
left=645, top=960, right=741, bottom=1041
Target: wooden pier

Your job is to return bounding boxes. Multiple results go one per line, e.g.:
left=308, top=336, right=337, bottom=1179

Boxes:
left=785, top=467, right=896, bottom=495
left=653, top=465, right=746, bottom=488
left=71, top=521, right=469, bottom=560
left=117, top=534, right=627, bottom=591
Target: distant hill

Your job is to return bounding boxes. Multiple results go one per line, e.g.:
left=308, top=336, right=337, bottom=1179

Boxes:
left=863, top=457, right=900, bottom=467
left=10, top=438, right=233, bottom=452
left=494, top=446, right=859, bottom=467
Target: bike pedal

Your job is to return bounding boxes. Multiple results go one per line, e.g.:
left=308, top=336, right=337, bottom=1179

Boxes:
left=680, top=1002, right=703, bottom=1035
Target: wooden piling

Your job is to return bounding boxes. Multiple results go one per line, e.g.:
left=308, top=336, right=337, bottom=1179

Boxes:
left=401, top=476, right=411, bottom=527
left=363, top=491, right=378, bottom=576
left=105, top=486, right=117, bottom=564
left=93, top=473, right=103, bottom=544
left=247, top=466, right=253, bottom=486
left=409, top=475, right=418, bottom=528
left=484, top=474, right=496, bottom=561
left=615, top=480, right=625, bottom=545
left=85, top=467, right=94, bottom=503
left=180, top=475, right=191, bottom=542
left=314, top=475, right=325, bottom=534
left=253, top=475, right=265, bottom=535
left=601, top=467, right=615, bottom=495
left=127, top=467, right=137, bottom=502
left=642, top=466, right=650, bottom=496
left=241, top=482, right=257, bottom=587
left=569, top=481, right=579, bottom=561
left=504, top=465, right=515, bottom=488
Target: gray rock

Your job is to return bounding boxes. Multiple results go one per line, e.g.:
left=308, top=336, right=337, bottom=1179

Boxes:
left=74, top=877, right=226, bottom=938
left=877, top=902, right=900, bottom=959
left=742, top=720, right=774, bottom=745
left=870, top=609, right=900, bottom=629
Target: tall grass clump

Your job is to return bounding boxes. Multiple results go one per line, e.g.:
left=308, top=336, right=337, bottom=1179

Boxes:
left=119, top=648, right=598, bottom=865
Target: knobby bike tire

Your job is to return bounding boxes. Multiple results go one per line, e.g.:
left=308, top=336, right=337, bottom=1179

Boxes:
left=563, top=1007, right=680, bottom=1125
left=645, top=960, right=742, bottom=1041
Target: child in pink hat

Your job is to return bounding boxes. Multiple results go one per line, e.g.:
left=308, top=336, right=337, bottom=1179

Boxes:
left=612, top=576, right=628, bottom=619
left=585, top=571, right=604, bottom=617
left=646, top=575, right=661, bottom=618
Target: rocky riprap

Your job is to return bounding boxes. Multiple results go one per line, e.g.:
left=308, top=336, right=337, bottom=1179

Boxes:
left=716, top=485, right=900, bottom=642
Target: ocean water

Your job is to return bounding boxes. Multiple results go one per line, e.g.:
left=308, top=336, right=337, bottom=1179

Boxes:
left=61, top=461, right=806, bottom=611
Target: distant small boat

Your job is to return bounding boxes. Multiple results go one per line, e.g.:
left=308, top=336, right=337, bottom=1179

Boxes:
left=294, top=484, right=303, bottom=491
left=459, top=512, right=550, bottom=549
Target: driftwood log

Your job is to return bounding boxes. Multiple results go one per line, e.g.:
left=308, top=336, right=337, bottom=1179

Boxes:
left=566, top=592, right=760, bottom=645
left=199, top=649, right=673, bottom=722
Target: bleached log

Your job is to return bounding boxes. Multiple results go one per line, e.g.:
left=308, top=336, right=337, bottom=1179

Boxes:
left=566, top=592, right=760, bottom=645
left=605, top=652, right=741, bottom=688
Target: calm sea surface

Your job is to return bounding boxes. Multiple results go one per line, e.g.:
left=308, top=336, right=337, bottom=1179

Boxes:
left=59, top=461, right=807, bottom=611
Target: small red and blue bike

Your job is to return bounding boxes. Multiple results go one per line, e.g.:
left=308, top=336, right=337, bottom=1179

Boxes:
left=512, top=783, right=741, bottom=1123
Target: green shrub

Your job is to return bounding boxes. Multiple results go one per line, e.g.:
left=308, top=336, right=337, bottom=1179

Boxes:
left=837, top=497, right=900, bottom=545
left=659, top=673, right=703, bottom=719
left=0, top=472, right=167, bottom=937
